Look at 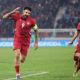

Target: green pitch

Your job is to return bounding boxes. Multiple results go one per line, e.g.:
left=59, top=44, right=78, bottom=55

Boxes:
left=0, top=47, right=79, bottom=80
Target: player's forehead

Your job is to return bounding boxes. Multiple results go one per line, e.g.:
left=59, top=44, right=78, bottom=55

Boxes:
left=23, top=9, right=31, bottom=13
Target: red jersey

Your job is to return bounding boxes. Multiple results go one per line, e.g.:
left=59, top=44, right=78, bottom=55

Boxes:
left=11, top=14, right=36, bottom=45
left=75, top=23, right=80, bottom=53
left=77, top=23, right=80, bottom=31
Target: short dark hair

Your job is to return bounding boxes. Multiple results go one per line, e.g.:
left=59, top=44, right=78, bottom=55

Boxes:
left=24, top=6, right=32, bottom=12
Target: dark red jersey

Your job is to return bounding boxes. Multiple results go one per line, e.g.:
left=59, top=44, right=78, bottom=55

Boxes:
left=77, top=23, right=80, bottom=31
left=11, top=14, right=36, bottom=45
left=75, top=23, right=80, bottom=53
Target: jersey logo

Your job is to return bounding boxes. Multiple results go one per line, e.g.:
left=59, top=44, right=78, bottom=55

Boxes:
left=20, top=19, right=22, bottom=21
left=27, top=22, right=30, bottom=25
left=21, top=23, right=25, bottom=28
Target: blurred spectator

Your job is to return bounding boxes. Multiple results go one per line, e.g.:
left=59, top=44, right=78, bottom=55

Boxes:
left=56, top=0, right=80, bottom=28
left=0, top=0, right=60, bottom=37
left=0, top=0, right=80, bottom=37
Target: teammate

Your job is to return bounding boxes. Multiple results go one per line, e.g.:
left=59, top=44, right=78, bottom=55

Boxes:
left=68, top=23, right=80, bottom=77
left=3, top=7, right=39, bottom=79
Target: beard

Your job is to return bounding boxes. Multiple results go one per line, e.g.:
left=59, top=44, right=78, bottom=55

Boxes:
left=22, top=15, right=28, bottom=20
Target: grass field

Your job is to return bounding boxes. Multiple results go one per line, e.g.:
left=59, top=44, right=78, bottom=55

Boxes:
left=0, top=47, right=80, bottom=80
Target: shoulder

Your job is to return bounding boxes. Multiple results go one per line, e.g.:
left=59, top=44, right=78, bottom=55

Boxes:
left=11, top=14, right=22, bottom=20
left=28, top=16, right=36, bottom=21
left=77, top=22, right=80, bottom=31
left=27, top=16, right=36, bottom=26
left=78, top=23, right=80, bottom=25
left=11, top=14, right=22, bottom=18
left=77, top=23, right=80, bottom=27
left=31, top=18, right=36, bottom=24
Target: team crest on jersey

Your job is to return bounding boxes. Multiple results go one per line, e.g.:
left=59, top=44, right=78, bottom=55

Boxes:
left=21, top=23, right=25, bottom=28
left=27, top=22, right=30, bottom=25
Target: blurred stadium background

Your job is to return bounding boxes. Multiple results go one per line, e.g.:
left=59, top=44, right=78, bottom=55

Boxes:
left=0, top=0, right=80, bottom=80
left=0, top=0, right=80, bottom=47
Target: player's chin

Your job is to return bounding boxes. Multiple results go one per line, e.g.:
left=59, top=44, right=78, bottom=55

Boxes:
left=22, top=15, right=28, bottom=19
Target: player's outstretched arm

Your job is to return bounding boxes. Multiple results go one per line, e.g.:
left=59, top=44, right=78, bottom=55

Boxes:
left=68, top=31, right=79, bottom=45
left=34, top=27, right=39, bottom=50
left=2, top=7, right=20, bottom=20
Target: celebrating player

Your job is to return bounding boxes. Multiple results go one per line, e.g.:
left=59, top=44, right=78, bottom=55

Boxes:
left=68, top=23, right=80, bottom=77
left=3, top=6, right=39, bottom=79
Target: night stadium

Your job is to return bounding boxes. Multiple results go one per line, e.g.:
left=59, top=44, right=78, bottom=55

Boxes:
left=0, top=0, right=80, bottom=80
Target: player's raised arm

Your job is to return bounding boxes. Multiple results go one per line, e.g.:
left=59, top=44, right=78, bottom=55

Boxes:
left=33, top=25, right=39, bottom=50
left=68, top=31, right=79, bottom=45
left=2, top=7, right=20, bottom=20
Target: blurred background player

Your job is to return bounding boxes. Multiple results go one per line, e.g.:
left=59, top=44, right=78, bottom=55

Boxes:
left=69, top=23, right=80, bottom=77
left=3, top=7, right=38, bottom=79
left=31, top=34, right=35, bottom=48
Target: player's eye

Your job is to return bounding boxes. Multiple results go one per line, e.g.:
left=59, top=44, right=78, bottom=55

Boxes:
left=26, top=12, right=30, bottom=14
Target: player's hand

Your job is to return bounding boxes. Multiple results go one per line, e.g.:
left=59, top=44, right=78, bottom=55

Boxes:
left=34, top=43, right=38, bottom=50
left=11, top=7, right=20, bottom=14
left=68, top=42, right=73, bottom=45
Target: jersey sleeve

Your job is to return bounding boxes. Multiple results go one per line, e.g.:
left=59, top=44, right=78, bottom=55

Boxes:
left=77, top=23, right=80, bottom=32
left=10, top=14, right=21, bottom=21
left=31, top=19, right=38, bottom=30
left=32, top=19, right=36, bottom=27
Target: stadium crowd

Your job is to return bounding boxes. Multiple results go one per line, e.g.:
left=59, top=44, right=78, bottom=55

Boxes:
left=0, top=0, right=80, bottom=37
left=56, top=0, right=80, bottom=28
left=0, top=0, right=60, bottom=37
